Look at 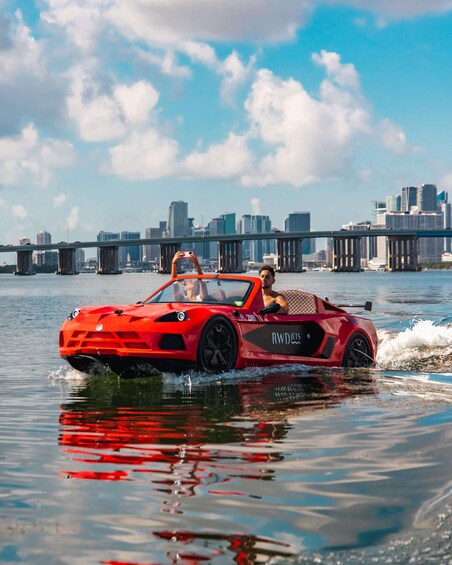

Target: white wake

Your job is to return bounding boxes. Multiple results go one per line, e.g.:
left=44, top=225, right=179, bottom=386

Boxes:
left=377, top=320, right=452, bottom=371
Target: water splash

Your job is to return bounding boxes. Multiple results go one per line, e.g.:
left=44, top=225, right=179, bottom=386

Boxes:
left=48, top=365, right=88, bottom=387
left=377, top=320, right=452, bottom=372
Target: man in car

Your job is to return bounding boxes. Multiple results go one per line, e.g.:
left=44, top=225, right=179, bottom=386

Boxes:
left=259, top=265, right=288, bottom=314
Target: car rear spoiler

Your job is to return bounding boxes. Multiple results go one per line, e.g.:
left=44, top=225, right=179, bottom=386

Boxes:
left=325, top=298, right=372, bottom=311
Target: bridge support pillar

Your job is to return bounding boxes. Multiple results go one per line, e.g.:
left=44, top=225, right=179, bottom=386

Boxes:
left=277, top=238, right=304, bottom=272
left=57, top=248, right=78, bottom=275
left=97, top=246, right=122, bottom=274
left=218, top=240, right=243, bottom=273
left=159, top=243, right=181, bottom=274
left=332, top=237, right=362, bottom=272
left=387, top=236, right=419, bottom=271
left=14, top=250, right=34, bottom=276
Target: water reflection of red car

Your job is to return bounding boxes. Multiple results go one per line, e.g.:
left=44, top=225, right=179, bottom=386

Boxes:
left=59, top=372, right=374, bottom=484
left=59, top=274, right=377, bottom=377
left=59, top=372, right=377, bottom=563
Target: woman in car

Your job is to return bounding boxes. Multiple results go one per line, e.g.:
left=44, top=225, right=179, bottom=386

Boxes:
left=171, top=251, right=207, bottom=302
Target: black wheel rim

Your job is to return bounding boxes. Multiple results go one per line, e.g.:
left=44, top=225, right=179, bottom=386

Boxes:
left=199, top=320, right=236, bottom=373
left=343, top=334, right=372, bottom=368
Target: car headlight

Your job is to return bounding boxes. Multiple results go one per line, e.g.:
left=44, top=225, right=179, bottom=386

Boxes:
left=155, top=311, right=189, bottom=322
left=68, top=308, right=81, bottom=320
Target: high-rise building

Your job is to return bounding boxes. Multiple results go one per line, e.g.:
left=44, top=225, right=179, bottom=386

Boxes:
left=284, top=212, right=314, bottom=254
left=35, top=230, right=58, bottom=268
left=401, top=187, right=417, bottom=212
left=238, top=214, right=273, bottom=263
left=386, top=194, right=401, bottom=212
left=97, top=231, right=120, bottom=242
left=37, top=230, right=51, bottom=245
left=438, top=192, right=451, bottom=253
left=385, top=211, right=444, bottom=263
left=371, top=201, right=386, bottom=224
left=207, top=217, right=225, bottom=261
left=220, top=213, right=236, bottom=234
left=119, top=231, right=141, bottom=267
left=417, top=184, right=437, bottom=212
left=437, top=190, right=448, bottom=206
left=75, top=248, right=85, bottom=270
left=97, top=231, right=120, bottom=264
left=340, top=222, right=370, bottom=263
left=238, top=214, right=252, bottom=261
left=168, top=201, right=189, bottom=237
left=191, top=225, right=210, bottom=263
left=144, top=221, right=166, bottom=264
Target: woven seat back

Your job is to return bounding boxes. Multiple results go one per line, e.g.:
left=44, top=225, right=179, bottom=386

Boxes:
left=282, top=290, right=318, bottom=315
left=208, top=288, right=227, bottom=302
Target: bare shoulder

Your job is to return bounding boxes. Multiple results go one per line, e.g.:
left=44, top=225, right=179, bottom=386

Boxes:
left=270, top=289, right=285, bottom=298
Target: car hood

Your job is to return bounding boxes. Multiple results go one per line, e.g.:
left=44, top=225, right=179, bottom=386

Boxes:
left=66, top=302, right=217, bottom=325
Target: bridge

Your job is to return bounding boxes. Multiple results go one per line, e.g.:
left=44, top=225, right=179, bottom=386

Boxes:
left=1, top=229, right=450, bottom=275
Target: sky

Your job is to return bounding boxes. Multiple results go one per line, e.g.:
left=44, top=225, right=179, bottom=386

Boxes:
left=1, top=0, right=452, bottom=248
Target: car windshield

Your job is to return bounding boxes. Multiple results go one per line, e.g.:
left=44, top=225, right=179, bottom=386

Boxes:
left=145, top=278, right=253, bottom=307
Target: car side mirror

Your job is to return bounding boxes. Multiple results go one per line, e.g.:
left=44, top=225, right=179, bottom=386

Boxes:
left=260, top=303, right=281, bottom=315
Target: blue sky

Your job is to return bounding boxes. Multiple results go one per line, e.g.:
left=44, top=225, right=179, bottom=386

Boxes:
left=1, top=0, right=452, bottom=248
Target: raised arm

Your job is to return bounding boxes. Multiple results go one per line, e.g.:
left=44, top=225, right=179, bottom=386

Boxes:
left=171, top=251, right=185, bottom=279
left=189, top=252, right=203, bottom=275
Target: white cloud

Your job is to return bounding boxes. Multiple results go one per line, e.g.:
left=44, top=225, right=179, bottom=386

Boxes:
left=41, top=0, right=111, bottom=52
left=104, top=49, right=407, bottom=187
left=183, top=133, right=253, bottom=179
left=160, top=50, right=192, bottom=78
left=312, top=50, right=360, bottom=90
left=0, top=10, right=65, bottom=137
left=242, top=68, right=357, bottom=186
left=54, top=193, right=67, bottom=207
left=182, top=41, right=218, bottom=68
left=39, top=0, right=452, bottom=60
left=0, top=123, right=75, bottom=187
left=220, top=51, right=257, bottom=103
left=182, top=41, right=256, bottom=101
left=135, top=47, right=191, bottom=78
left=114, top=81, right=159, bottom=125
left=109, top=129, right=180, bottom=179
left=12, top=204, right=27, bottom=219
left=108, top=0, right=305, bottom=45
left=67, top=206, right=80, bottom=230
left=0, top=10, right=43, bottom=83
left=241, top=52, right=406, bottom=187
left=376, top=119, right=407, bottom=153
left=66, top=62, right=159, bottom=141
left=0, top=199, right=5, bottom=208
left=326, top=0, right=452, bottom=20
left=250, top=197, right=261, bottom=215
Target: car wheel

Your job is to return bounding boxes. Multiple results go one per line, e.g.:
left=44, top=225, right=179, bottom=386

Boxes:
left=197, top=317, right=238, bottom=373
left=341, top=332, right=373, bottom=368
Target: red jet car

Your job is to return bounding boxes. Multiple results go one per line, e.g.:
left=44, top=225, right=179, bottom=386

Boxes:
left=59, top=274, right=377, bottom=378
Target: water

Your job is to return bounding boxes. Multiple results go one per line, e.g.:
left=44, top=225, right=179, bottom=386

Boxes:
left=1, top=271, right=451, bottom=564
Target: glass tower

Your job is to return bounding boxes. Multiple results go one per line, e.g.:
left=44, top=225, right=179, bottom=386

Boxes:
left=168, top=201, right=189, bottom=237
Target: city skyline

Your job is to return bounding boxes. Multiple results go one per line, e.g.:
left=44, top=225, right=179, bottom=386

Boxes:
left=7, top=183, right=451, bottom=242
left=1, top=2, right=452, bottom=248
left=5, top=182, right=449, bottom=268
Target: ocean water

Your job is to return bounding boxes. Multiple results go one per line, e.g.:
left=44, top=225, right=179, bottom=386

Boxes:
left=0, top=271, right=451, bottom=564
